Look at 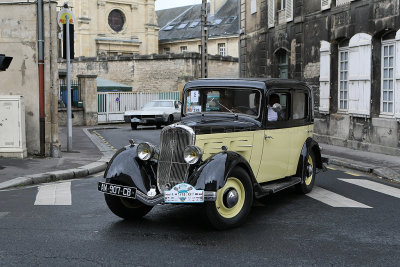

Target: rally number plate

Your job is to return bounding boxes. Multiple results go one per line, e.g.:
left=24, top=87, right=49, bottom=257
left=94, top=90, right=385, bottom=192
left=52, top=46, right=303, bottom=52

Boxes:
left=164, top=183, right=204, bottom=203
left=98, top=182, right=137, bottom=199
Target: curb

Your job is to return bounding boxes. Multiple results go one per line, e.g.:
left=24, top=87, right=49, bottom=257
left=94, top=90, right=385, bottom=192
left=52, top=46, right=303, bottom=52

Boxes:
left=0, top=128, right=115, bottom=190
left=324, top=154, right=400, bottom=184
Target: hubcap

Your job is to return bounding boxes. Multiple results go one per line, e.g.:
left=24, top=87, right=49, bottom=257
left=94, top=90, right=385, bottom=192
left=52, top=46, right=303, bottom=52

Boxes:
left=223, top=188, right=239, bottom=208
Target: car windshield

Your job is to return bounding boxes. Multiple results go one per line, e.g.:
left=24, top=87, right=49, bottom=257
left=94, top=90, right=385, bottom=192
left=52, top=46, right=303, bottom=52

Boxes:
left=143, top=101, right=173, bottom=109
left=184, top=88, right=261, bottom=117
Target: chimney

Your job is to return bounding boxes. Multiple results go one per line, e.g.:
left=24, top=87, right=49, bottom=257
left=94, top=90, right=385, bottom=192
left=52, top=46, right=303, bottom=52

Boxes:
left=210, top=0, right=228, bottom=16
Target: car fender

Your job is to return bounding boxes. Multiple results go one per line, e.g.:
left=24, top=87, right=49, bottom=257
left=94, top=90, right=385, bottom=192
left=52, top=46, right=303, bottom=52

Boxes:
left=296, top=138, right=323, bottom=177
left=187, top=151, right=257, bottom=192
left=104, top=145, right=155, bottom=194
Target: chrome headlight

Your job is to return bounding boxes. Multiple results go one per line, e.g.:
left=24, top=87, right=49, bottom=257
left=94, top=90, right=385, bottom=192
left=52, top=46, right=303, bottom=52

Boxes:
left=137, top=142, right=155, bottom=161
left=183, top=145, right=202, bottom=165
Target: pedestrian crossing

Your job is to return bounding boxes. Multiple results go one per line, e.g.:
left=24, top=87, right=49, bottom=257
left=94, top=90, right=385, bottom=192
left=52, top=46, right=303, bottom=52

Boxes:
left=1, top=177, right=399, bottom=210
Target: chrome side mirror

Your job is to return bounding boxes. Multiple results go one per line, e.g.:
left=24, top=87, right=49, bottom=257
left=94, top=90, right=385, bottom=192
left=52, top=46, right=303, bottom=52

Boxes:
left=272, top=103, right=282, bottom=112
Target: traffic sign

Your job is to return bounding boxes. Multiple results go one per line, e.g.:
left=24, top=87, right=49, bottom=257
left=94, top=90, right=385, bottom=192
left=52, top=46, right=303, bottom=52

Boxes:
left=57, top=8, right=75, bottom=27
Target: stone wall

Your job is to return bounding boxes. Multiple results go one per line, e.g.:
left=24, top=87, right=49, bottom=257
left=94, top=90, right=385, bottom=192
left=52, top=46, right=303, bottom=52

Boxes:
left=59, top=53, right=239, bottom=92
left=0, top=1, right=59, bottom=157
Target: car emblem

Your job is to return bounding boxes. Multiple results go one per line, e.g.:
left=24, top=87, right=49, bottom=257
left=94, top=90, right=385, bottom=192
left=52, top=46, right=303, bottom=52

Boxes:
left=170, top=140, right=176, bottom=150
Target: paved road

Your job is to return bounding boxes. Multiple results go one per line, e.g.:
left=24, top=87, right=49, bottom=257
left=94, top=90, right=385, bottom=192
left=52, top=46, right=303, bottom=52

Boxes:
left=1, top=125, right=400, bottom=265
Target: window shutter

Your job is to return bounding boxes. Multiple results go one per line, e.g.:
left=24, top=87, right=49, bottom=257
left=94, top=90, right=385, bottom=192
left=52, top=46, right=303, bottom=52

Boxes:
left=348, top=33, right=372, bottom=117
left=251, top=0, right=257, bottom=14
left=286, top=0, right=293, bottom=22
left=321, top=0, right=331, bottom=11
left=319, top=41, right=331, bottom=114
left=395, top=29, right=400, bottom=118
left=268, top=0, right=275, bottom=28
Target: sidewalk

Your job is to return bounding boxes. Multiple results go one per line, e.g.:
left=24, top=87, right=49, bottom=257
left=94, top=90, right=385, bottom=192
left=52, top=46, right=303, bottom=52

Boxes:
left=321, top=143, right=400, bottom=183
left=0, top=126, right=115, bottom=189
left=1, top=125, right=399, bottom=189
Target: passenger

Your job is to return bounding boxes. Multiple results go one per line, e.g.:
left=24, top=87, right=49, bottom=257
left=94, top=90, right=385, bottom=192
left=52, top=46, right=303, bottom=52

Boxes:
left=268, top=94, right=280, bottom=121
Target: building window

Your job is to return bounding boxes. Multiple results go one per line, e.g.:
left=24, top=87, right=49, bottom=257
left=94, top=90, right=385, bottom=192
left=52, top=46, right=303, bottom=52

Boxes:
left=108, top=9, right=125, bottom=32
left=338, top=49, right=349, bottom=111
left=180, top=46, right=187, bottom=53
left=251, top=0, right=257, bottom=14
left=164, top=47, right=170, bottom=54
left=218, top=43, right=226, bottom=56
left=268, top=0, right=293, bottom=27
left=198, top=45, right=202, bottom=53
left=381, top=42, right=395, bottom=114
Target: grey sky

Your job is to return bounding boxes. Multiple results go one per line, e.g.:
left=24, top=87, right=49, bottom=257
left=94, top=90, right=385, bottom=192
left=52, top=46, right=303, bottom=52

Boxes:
left=155, top=0, right=204, bottom=11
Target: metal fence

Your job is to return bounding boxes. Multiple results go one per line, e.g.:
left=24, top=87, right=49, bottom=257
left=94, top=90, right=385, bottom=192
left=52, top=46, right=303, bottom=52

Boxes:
left=98, top=91, right=181, bottom=123
left=58, top=80, right=81, bottom=107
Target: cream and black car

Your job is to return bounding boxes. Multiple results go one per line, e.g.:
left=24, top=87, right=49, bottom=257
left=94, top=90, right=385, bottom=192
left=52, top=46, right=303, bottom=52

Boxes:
left=98, top=79, right=327, bottom=229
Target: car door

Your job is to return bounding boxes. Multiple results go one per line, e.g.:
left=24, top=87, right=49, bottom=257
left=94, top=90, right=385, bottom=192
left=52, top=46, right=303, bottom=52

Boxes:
left=256, top=91, right=292, bottom=183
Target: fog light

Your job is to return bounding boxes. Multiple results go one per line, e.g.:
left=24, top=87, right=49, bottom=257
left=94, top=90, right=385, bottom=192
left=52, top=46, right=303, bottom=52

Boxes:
left=137, top=142, right=154, bottom=161
left=183, top=145, right=202, bottom=165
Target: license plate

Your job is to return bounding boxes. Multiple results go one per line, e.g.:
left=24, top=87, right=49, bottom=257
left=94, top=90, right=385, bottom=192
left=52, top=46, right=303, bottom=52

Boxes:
left=98, top=182, right=137, bottom=199
left=164, top=183, right=204, bottom=203
left=131, top=117, right=141, bottom=123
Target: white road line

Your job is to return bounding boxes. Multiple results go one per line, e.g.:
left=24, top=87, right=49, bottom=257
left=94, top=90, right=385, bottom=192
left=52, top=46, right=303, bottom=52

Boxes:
left=306, top=186, right=372, bottom=208
left=339, top=179, right=400, bottom=199
left=0, top=212, right=9, bottom=219
left=34, top=182, right=71, bottom=205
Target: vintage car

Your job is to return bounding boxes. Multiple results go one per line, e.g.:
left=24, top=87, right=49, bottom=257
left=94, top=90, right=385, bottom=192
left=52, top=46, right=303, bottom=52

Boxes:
left=99, top=79, right=327, bottom=229
left=123, top=100, right=181, bottom=130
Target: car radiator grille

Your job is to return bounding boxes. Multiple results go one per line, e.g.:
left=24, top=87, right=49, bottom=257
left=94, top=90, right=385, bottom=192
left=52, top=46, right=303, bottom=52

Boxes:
left=157, top=125, right=194, bottom=192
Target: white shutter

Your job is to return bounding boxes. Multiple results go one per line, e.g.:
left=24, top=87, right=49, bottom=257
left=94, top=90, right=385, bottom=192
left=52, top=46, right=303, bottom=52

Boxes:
left=319, top=41, right=331, bottom=113
left=268, top=0, right=275, bottom=28
left=348, top=33, right=372, bottom=117
left=321, top=0, right=331, bottom=11
left=251, top=0, right=257, bottom=14
left=286, top=0, right=293, bottom=22
left=395, top=29, right=400, bottom=118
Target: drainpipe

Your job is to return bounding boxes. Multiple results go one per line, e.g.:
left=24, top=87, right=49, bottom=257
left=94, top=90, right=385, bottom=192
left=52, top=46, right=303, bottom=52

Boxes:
left=38, top=0, right=45, bottom=155
left=238, top=0, right=241, bottom=78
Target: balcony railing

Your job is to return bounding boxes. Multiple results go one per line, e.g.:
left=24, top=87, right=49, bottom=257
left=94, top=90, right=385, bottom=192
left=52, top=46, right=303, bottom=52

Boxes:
left=336, top=0, right=351, bottom=6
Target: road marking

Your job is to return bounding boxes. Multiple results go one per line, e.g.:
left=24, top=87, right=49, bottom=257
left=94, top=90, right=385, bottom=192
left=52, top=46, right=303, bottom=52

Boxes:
left=344, top=172, right=361, bottom=176
left=306, top=186, right=372, bottom=208
left=34, top=182, right=72, bottom=205
left=0, top=212, right=9, bottom=219
left=339, top=179, right=400, bottom=199
left=327, top=167, right=337, bottom=170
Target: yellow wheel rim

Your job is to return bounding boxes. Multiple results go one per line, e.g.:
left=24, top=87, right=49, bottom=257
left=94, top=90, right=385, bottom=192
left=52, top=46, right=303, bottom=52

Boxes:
left=305, top=155, right=313, bottom=186
left=216, top=177, right=245, bottom=219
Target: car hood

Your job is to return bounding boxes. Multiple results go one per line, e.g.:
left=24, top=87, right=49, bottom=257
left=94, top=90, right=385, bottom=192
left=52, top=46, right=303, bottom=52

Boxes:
left=179, top=114, right=262, bottom=134
left=124, top=109, right=169, bottom=116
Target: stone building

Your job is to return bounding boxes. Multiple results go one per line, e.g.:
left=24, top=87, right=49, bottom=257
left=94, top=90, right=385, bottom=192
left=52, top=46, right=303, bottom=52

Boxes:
left=0, top=0, right=60, bottom=157
left=240, top=0, right=400, bottom=156
left=157, top=0, right=240, bottom=57
left=57, top=0, right=159, bottom=57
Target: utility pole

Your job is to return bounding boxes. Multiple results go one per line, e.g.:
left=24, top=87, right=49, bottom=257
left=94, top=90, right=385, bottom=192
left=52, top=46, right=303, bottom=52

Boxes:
left=201, top=0, right=208, bottom=78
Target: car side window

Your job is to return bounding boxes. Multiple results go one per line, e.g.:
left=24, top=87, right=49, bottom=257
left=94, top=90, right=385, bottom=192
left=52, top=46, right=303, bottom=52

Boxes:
left=267, top=92, right=290, bottom=123
left=292, top=91, right=308, bottom=120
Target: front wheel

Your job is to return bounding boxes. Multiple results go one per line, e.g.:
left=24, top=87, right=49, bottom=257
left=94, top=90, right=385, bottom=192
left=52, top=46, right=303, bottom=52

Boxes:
left=205, top=167, right=253, bottom=230
left=130, top=122, right=138, bottom=130
left=295, top=150, right=316, bottom=194
left=104, top=194, right=153, bottom=220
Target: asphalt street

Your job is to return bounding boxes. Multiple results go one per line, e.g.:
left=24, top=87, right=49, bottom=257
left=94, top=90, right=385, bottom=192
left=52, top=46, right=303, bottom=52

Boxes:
left=1, top=124, right=399, bottom=265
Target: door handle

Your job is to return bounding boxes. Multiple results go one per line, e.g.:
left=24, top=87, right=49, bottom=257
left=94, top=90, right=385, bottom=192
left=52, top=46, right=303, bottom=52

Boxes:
left=307, top=130, right=313, bottom=133
left=264, top=135, right=274, bottom=140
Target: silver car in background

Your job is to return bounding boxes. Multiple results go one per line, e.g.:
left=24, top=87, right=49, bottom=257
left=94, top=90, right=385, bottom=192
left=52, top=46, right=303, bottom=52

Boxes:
left=124, top=100, right=181, bottom=130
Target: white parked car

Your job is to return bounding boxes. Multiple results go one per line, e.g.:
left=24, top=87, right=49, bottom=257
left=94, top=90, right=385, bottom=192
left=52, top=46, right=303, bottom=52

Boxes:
left=124, top=100, right=181, bottom=130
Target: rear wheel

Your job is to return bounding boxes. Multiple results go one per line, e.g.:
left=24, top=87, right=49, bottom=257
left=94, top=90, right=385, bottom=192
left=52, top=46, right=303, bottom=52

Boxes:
left=205, top=167, right=253, bottom=230
left=105, top=194, right=152, bottom=219
left=130, top=122, right=138, bottom=130
left=295, top=150, right=316, bottom=194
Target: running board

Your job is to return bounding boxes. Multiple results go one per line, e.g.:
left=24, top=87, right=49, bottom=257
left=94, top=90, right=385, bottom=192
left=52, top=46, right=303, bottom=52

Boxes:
left=255, top=177, right=301, bottom=199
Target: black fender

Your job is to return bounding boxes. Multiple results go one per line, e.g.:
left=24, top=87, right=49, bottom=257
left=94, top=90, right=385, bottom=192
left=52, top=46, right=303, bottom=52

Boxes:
left=296, top=138, right=324, bottom=178
left=104, top=145, right=156, bottom=194
left=186, top=151, right=257, bottom=192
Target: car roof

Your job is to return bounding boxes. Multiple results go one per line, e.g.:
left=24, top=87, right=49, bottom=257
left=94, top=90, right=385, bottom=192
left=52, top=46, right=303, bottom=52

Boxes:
left=184, top=78, right=309, bottom=91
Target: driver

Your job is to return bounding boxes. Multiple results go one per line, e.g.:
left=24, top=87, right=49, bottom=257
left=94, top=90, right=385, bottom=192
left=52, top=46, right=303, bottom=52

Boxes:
left=268, top=94, right=280, bottom=121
